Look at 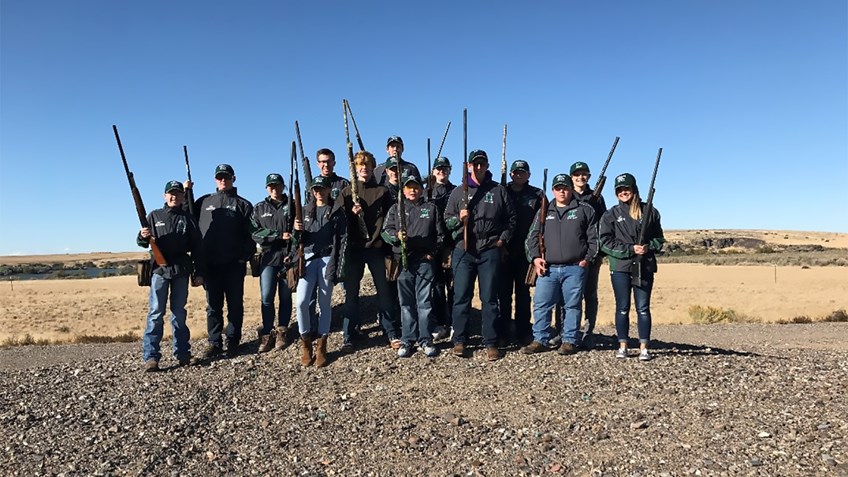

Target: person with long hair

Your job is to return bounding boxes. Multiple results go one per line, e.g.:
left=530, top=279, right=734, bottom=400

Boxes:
left=598, top=173, right=665, bottom=361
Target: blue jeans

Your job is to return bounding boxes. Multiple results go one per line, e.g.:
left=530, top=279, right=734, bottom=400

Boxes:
left=452, top=247, right=500, bottom=347
left=296, top=256, right=333, bottom=336
left=343, top=248, right=400, bottom=342
left=531, top=264, right=586, bottom=345
left=205, top=261, right=246, bottom=347
left=611, top=271, right=654, bottom=344
left=398, top=259, right=435, bottom=347
left=259, top=264, right=292, bottom=335
left=143, top=272, right=191, bottom=361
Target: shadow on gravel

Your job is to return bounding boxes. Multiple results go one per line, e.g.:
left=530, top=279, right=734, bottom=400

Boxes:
left=649, top=338, right=762, bottom=357
left=588, top=333, right=763, bottom=357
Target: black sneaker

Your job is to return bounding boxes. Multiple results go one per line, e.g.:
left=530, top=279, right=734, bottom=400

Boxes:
left=201, top=345, right=223, bottom=359
left=177, top=355, right=192, bottom=366
left=225, top=342, right=240, bottom=358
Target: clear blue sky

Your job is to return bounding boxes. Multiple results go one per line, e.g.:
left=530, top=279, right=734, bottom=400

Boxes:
left=1, top=1, right=846, bottom=254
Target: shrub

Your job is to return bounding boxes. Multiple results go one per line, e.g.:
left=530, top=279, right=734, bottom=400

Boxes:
left=823, top=309, right=848, bottom=322
left=688, top=305, right=759, bottom=324
left=74, top=332, right=139, bottom=344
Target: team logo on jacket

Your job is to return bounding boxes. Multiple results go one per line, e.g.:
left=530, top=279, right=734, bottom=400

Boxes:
left=546, top=213, right=556, bottom=220
left=616, top=215, right=626, bottom=222
left=483, top=192, right=494, bottom=204
left=526, top=198, right=536, bottom=207
left=567, top=210, right=578, bottom=220
left=177, top=217, right=186, bottom=234
left=420, top=208, right=430, bottom=219
left=154, top=221, right=166, bottom=227
left=331, top=187, right=340, bottom=199
left=261, top=212, right=273, bottom=218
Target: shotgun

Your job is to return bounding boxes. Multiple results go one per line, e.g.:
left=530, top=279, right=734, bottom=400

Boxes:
left=292, top=140, right=305, bottom=281
left=462, top=108, right=469, bottom=251
left=294, top=121, right=313, bottom=190
left=631, top=147, right=662, bottom=288
left=426, top=138, right=432, bottom=201
left=342, top=99, right=370, bottom=239
left=344, top=99, right=366, bottom=151
left=113, top=125, right=167, bottom=266
left=593, top=136, right=620, bottom=200
left=500, top=124, right=508, bottom=186
left=183, top=145, right=195, bottom=217
left=525, top=169, right=548, bottom=286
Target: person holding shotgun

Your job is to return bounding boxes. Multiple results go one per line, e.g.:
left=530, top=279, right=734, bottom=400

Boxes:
left=444, top=150, right=516, bottom=361
left=292, top=175, right=347, bottom=367
left=193, top=164, right=255, bottom=359
left=382, top=171, right=445, bottom=358
left=427, top=156, right=455, bottom=340
left=498, top=159, right=544, bottom=346
left=250, top=173, right=294, bottom=353
left=599, top=172, right=665, bottom=361
left=137, top=180, right=204, bottom=371
left=521, top=174, right=597, bottom=356
left=339, top=150, right=401, bottom=352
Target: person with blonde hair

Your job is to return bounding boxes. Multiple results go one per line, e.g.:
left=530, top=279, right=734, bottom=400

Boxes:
left=598, top=173, right=665, bottom=361
left=339, top=150, right=401, bottom=352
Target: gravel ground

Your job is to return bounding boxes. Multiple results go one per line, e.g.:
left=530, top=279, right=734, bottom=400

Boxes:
left=1, top=278, right=846, bottom=476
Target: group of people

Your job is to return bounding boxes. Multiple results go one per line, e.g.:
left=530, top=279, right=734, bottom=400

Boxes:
left=137, top=135, right=665, bottom=372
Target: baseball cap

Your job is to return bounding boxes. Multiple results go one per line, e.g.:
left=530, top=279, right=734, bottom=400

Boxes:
left=401, top=171, right=422, bottom=186
left=164, top=180, right=184, bottom=193
left=614, top=173, right=637, bottom=189
left=215, top=164, right=235, bottom=178
left=265, top=173, right=284, bottom=187
left=384, top=156, right=401, bottom=170
left=510, top=160, right=530, bottom=173
left=552, top=174, right=574, bottom=188
left=570, top=162, right=590, bottom=175
left=386, top=135, right=404, bottom=147
left=469, top=150, right=489, bottom=163
left=310, top=176, right=331, bottom=189
left=433, top=156, right=451, bottom=168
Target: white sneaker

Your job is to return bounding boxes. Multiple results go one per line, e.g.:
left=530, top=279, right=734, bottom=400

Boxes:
left=423, top=344, right=439, bottom=358
left=431, top=326, right=450, bottom=341
left=615, top=347, right=628, bottom=359
left=397, top=346, right=413, bottom=358
left=638, top=349, right=652, bottom=361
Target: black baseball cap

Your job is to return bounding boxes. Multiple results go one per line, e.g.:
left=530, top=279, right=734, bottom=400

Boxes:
left=386, top=135, right=404, bottom=147
left=215, top=164, right=235, bottom=178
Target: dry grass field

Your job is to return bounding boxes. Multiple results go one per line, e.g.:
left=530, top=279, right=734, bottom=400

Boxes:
left=1, top=230, right=845, bottom=344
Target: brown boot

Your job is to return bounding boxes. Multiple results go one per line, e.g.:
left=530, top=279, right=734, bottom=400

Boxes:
left=274, top=326, right=289, bottom=351
left=314, top=335, right=329, bottom=368
left=300, top=335, right=314, bottom=366
left=258, top=334, right=274, bottom=353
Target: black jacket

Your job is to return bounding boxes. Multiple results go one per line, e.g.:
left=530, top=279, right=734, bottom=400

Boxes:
left=599, top=201, right=665, bottom=273
left=293, top=201, right=347, bottom=283
left=137, top=204, right=203, bottom=279
left=382, top=196, right=445, bottom=262
left=251, top=195, right=293, bottom=268
left=444, top=172, right=516, bottom=254
left=505, top=182, right=544, bottom=255
left=194, top=187, right=255, bottom=265
left=525, top=199, right=598, bottom=265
